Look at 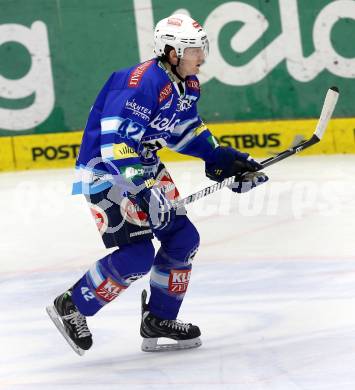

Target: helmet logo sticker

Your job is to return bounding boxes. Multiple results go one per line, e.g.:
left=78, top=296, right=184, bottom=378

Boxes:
left=192, top=21, right=202, bottom=29
left=168, top=17, right=183, bottom=26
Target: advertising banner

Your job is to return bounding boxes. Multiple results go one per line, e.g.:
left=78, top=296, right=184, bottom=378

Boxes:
left=1, top=0, right=354, bottom=135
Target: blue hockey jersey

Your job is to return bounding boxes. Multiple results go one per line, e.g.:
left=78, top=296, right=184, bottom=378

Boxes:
left=72, top=58, right=219, bottom=195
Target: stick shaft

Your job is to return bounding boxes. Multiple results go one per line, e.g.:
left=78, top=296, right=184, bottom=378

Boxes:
left=175, top=87, right=339, bottom=210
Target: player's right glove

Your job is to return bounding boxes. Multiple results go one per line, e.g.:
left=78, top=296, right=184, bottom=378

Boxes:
left=205, top=146, right=268, bottom=192
left=205, top=146, right=261, bottom=181
left=135, top=183, right=176, bottom=231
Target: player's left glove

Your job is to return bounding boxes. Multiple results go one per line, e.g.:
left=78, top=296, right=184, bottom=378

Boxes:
left=135, top=185, right=176, bottom=231
left=205, top=146, right=268, bottom=193
left=228, top=171, right=268, bottom=193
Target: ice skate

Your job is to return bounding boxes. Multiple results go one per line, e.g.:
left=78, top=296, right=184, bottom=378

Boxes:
left=46, top=289, right=92, bottom=356
left=140, top=289, right=202, bottom=352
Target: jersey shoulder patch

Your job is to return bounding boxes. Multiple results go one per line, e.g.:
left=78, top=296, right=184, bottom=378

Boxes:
left=128, top=60, right=155, bottom=88
left=186, top=77, right=200, bottom=91
left=158, top=82, right=173, bottom=103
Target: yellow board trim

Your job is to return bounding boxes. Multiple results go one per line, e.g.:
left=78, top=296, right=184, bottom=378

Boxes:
left=159, top=118, right=355, bottom=161
left=11, top=131, right=83, bottom=171
left=0, top=118, right=354, bottom=172
left=0, top=137, right=15, bottom=171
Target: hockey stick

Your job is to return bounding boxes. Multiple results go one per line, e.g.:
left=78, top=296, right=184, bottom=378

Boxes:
left=174, top=86, right=339, bottom=210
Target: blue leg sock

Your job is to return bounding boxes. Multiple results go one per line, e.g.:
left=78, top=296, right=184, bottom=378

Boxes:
left=71, top=239, right=155, bottom=316
left=149, top=216, right=200, bottom=320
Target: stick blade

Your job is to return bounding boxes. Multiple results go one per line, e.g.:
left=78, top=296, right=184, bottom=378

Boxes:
left=314, top=86, right=339, bottom=139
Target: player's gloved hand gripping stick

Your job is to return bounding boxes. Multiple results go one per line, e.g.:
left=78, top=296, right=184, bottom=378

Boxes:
left=175, top=86, right=340, bottom=210
left=204, top=146, right=269, bottom=193
left=136, top=184, right=176, bottom=231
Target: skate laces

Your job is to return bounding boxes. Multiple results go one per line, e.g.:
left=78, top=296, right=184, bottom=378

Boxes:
left=62, top=311, right=91, bottom=338
left=159, top=319, right=191, bottom=333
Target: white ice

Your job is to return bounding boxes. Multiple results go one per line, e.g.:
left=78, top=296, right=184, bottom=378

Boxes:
left=1, top=155, right=355, bottom=390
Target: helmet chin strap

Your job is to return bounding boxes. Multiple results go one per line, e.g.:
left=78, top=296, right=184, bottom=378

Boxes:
left=171, top=58, right=185, bottom=82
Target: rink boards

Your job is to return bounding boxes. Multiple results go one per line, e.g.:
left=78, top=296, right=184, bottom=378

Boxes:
left=0, top=117, right=354, bottom=171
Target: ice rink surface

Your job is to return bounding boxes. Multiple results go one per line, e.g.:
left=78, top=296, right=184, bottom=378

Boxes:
left=1, top=155, right=355, bottom=390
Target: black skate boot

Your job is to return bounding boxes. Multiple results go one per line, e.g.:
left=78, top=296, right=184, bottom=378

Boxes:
left=140, top=289, right=202, bottom=352
left=46, top=289, right=92, bottom=356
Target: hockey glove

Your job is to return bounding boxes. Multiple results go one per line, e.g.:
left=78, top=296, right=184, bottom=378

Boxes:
left=135, top=185, right=176, bottom=231
left=205, top=146, right=262, bottom=182
left=205, top=146, right=268, bottom=193
left=228, top=172, right=269, bottom=193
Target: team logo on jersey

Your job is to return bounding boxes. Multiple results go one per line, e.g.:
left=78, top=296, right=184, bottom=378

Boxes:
left=96, top=277, right=127, bottom=302
left=177, top=95, right=198, bottom=112
left=125, top=99, right=151, bottom=121
left=120, top=198, right=149, bottom=227
left=89, top=203, right=108, bottom=235
left=149, top=113, right=180, bottom=132
left=128, top=60, right=154, bottom=87
left=168, top=269, right=191, bottom=294
left=161, top=94, right=174, bottom=110
left=120, top=164, right=144, bottom=179
left=159, top=82, right=173, bottom=103
left=113, top=143, right=138, bottom=160
left=156, top=170, right=180, bottom=201
left=187, top=79, right=200, bottom=90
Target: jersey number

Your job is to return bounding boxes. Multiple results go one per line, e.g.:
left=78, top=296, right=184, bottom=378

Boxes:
left=81, top=287, right=95, bottom=301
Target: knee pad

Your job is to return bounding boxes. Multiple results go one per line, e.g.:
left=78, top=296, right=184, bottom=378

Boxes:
left=155, top=216, right=200, bottom=266
left=103, top=239, right=155, bottom=282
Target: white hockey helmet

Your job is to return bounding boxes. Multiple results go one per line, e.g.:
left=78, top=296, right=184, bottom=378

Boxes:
left=154, top=14, right=209, bottom=59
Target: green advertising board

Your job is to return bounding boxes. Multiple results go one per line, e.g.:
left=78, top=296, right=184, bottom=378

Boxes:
left=0, top=0, right=355, bottom=136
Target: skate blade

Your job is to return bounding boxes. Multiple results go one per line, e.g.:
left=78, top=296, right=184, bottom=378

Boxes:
left=46, top=305, right=85, bottom=356
left=141, top=337, right=202, bottom=352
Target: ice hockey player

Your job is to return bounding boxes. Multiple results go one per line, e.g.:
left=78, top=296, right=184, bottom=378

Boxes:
left=46, top=13, right=268, bottom=355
